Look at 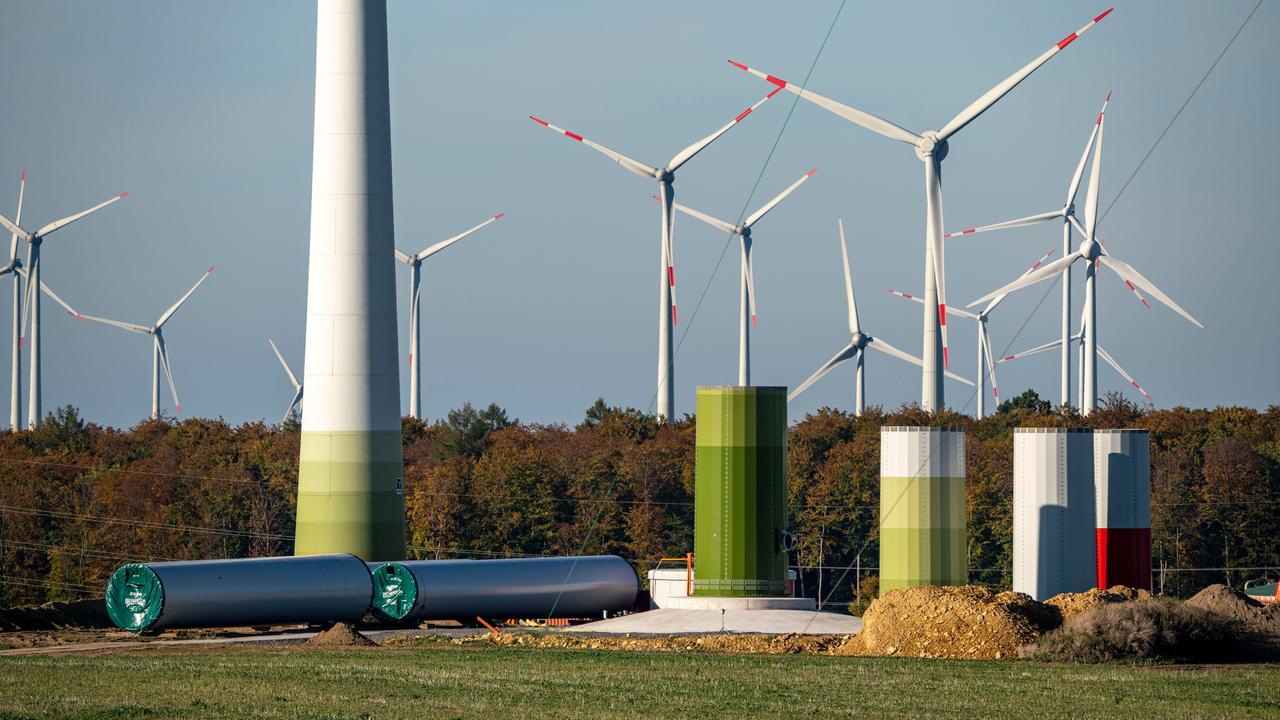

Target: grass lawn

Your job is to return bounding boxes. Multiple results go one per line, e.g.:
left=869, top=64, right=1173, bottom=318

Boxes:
left=0, top=642, right=1277, bottom=719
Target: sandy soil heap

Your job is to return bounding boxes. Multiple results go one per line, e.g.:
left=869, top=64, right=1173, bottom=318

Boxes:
left=1045, top=585, right=1151, bottom=623
left=446, top=632, right=848, bottom=654
left=305, top=622, right=376, bottom=648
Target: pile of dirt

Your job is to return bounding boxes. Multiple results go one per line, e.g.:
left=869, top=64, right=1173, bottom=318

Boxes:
left=836, top=586, right=1059, bottom=659
left=437, top=632, right=848, bottom=655
left=1045, top=586, right=1152, bottom=623
left=1185, top=584, right=1280, bottom=657
left=305, top=622, right=377, bottom=648
left=0, top=598, right=111, bottom=632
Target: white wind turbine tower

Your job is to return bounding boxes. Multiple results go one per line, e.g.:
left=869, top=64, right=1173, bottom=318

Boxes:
left=970, top=99, right=1201, bottom=414
left=268, top=338, right=303, bottom=423
left=731, top=8, right=1113, bottom=411
left=0, top=182, right=129, bottom=428
left=789, top=218, right=972, bottom=414
left=396, top=211, right=504, bottom=420
left=670, top=168, right=817, bottom=386
left=942, top=92, right=1147, bottom=407
left=3, top=172, right=26, bottom=431
left=888, top=247, right=1055, bottom=418
left=80, top=266, right=215, bottom=419
left=530, top=87, right=780, bottom=419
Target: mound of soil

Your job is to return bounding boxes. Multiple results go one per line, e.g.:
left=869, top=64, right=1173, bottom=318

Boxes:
left=1185, top=584, right=1280, bottom=658
left=837, top=586, right=1059, bottom=659
left=1046, top=586, right=1152, bottom=623
left=433, top=632, right=848, bottom=655
left=305, top=622, right=376, bottom=648
left=0, top=598, right=111, bottom=632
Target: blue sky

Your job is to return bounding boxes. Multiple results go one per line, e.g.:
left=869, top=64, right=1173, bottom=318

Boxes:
left=0, top=1, right=1275, bottom=427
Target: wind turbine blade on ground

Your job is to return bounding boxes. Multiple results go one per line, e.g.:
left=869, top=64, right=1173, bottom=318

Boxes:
left=788, top=344, right=857, bottom=402
left=1097, top=345, right=1153, bottom=402
left=1098, top=254, right=1202, bottom=328
left=744, top=169, right=816, bottom=228
left=416, top=213, right=505, bottom=262
left=728, top=60, right=921, bottom=146
left=944, top=209, right=1062, bottom=239
left=938, top=9, right=1114, bottom=140
left=667, top=88, right=781, bottom=172
left=34, top=193, right=129, bottom=238
left=156, top=266, right=215, bottom=328
left=529, top=116, right=658, bottom=179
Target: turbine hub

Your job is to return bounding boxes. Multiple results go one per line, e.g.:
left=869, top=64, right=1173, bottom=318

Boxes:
left=658, top=169, right=674, bottom=183
left=915, top=131, right=948, bottom=162
left=852, top=331, right=867, bottom=348
left=1079, top=237, right=1102, bottom=261
left=740, top=226, right=752, bottom=239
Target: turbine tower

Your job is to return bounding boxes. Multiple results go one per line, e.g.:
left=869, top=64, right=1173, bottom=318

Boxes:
left=4, top=172, right=25, bottom=431
left=81, top=266, right=214, bottom=419
left=269, top=338, right=303, bottom=423
left=670, top=168, right=816, bottom=386
left=790, top=218, right=971, bottom=414
left=296, top=0, right=404, bottom=560
left=888, top=248, right=1056, bottom=417
left=0, top=181, right=128, bottom=428
left=396, top=211, right=504, bottom=419
left=531, top=87, right=780, bottom=419
left=970, top=99, right=1201, bottom=413
left=731, top=8, right=1112, bottom=411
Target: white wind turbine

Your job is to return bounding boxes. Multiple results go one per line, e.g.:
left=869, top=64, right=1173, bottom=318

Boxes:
left=888, top=247, right=1056, bottom=418
left=941, top=92, right=1146, bottom=408
left=396, top=212, right=505, bottom=420
left=80, top=266, right=215, bottom=419
left=789, top=218, right=972, bottom=414
left=670, top=168, right=817, bottom=386
left=995, top=313, right=1154, bottom=407
left=530, top=87, right=780, bottom=419
left=3, top=172, right=26, bottom=431
left=0, top=181, right=129, bottom=427
left=969, top=99, right=1201, bottom=414
left=268, top=338, right=303, bottom=423
left=731, top=8, right=1113, bottom=411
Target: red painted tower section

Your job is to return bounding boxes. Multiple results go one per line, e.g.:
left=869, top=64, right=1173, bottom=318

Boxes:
left=1093, top=430, right=1151, bottom=590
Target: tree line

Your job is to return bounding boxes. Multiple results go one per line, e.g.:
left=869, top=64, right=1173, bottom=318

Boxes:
left=1, top=393, right=1277, bottom=610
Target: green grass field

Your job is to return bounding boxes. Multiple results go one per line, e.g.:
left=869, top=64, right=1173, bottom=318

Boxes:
left=1, top=643, right=1277, bottom=719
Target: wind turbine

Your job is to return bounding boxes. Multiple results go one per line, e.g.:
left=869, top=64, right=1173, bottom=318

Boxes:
left=888, top=248, right=1055, bottom=418
left=396, top=212, right=504, bottom=420
left=789, top=218, right=972, bottom=414
left=970, top=100, right=1200, bottom=414
left=670, top=168, right=816, bottom=386
left=995, top=314, right=1154, bottom=407
left=530, top=87, right=780, bottom=419
left=0, top=182, right=129, bottom=427
left=268, top=338, right=303, bottom=423
left=80, top=266, right=215, bottom=419
left=731, top=8, right=1113, bottom=411
left=3, top=172, right=25, bottom=430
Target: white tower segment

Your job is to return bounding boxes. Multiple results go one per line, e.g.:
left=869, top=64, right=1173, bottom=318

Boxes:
left=730, top=8, right=1112, bottom=411
left=530, top=87, right=780, bottom=419
left=294, top=0, right=404, bottom=560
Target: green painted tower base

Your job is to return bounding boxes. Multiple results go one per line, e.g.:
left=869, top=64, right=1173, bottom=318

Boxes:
left=879, top=427, right=966, bottom=593
left=693, top=386, right=788, bottom=598
left=294, top=430, right=405, bottom=561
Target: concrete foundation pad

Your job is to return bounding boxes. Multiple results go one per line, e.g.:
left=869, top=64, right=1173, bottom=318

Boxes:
left=566, top=608, right=861, bottom=635
left=662, top=595, right=816, bottom=610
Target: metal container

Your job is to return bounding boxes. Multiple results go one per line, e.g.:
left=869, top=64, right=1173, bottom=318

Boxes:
left=1094, top=429, right=1151, bottom=590
left=104, top=554, right=372, bottom=633
left=1013, top=428, right=1096, bottom=601
left=693, top=386, right=788, bottom=597
left=368, top=556, right=638, bottom=621
left=879, top=427, right=966, bottom=592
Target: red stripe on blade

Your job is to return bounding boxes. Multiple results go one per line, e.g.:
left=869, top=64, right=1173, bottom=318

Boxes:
left=735, top=108, right=753, bottom=122
left=1057, top=32, right=1078, bottom=49
left=672, top=306, right=677, bottom=325
left=529, top=116, right=549, bottom=126
left=1095, top=8, right=1114, bottom=22
left=494, top=212, right=506, bottom=220
left=564, top=131, right=584, bottom=142
left=939, top=304, right=947, bottom=325
left=765, top=75, right=787, bottom=88
left=728, top=60, right=748, bottom=71
left=668, top=267, right=675, bottom=287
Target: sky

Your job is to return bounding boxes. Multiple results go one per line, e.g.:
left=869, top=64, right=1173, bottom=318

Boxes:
left=0, top=1, right=1275, bottom=428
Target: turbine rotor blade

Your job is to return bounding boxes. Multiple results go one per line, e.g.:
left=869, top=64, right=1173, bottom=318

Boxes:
left=156, top=265, right=215, bottom=328
left=670, top=201, right=737, bottom=234
left=1098, top=254, right=1203, bottom=328
left=9, top=171, right=25, bottom=260
left=937, top=9, right=1114, bottom=140
left=839, top=218, right=859, bottom=335
left=982, top=247, right=1057, bottom=315
left=394, top=248, right=412, bottom=264
left=268, top=338, right=301, bottom=389
left=996, top=337, right=1063, bottom=364
left=529, top=116, right=658, bottom=179
left=968, top=252, right=1082, bottom=307
left=865, top=336, right=924, bottom=369
left=0, top=211, right=26, bottom=241
left=744, top=168, right=816, bottom=228
left=667, top=88, right=781, bottom=172
left=1067, top=92, right=1109, bottom=206
left=728, top=60, right=922, bottom=146
left=943, top=209, right=1062, bottom=239
left=79, top=313, right=152, bottom=335
left=1098, top=345, right=1153, bottom=402
left=1084, top=100, right=1106, bottom=238
left=981, top=324, right=1001, bottom=402
left=157, top=334, right=180, bottom=415
left=787, top=343, right=857, bottom=402
left=417, top=212, right=505, bottom=262
left=33, top=192, right=129, bottom=238
left=743, top=239, right=757, bottom=325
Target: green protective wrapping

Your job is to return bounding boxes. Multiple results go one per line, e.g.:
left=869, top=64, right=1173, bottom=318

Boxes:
left=878, top=427, right=966, bottom=593
left=369, top=563, right=418, bottom=621
left=105, top=563, right=164, bottom=633
left=693, top=386, right=788, bottom=597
